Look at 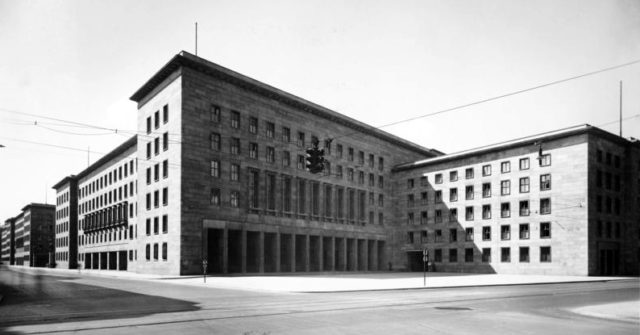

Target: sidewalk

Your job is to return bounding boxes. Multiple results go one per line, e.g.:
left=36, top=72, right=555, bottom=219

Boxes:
left=571, top=300, right=640, bottom=323
left=4, top=265, right=635, bottom=293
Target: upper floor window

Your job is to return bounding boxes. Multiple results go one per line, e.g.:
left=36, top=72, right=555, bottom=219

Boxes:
left=210, top=104, right=221, bottom=122
left=407, top=179, right=414, bottom=189
left=358, top=151, right=365, bottom=165
left=465, top=168, right=474, bottom=179
left=368, top=154, right=374, bottom=168
left=450, top=171, right=458, bottom=182
left=266, top=146, right=275, bottom=163
left=249, top=142, right=258, bottom=159
left=297, top=132, right=305, bottom=147
left=378, top=157, right=384, bottom=171
left=500, top=180, right=510, bottom=195
left=230, top=138, right=240, bottom=155
left=519, top=158, right=529, bottom=170
left=282, top=127, right=291, bottom=142
left=348, top=147, right=354, bottom=161
left=540, top=198, right=551, bottom=214
left=449, top=188, right=458, bottom=202
left=482, top=165, right=491, bottom=176
left=482, top=183, right=491, bottom=198
left=154, top=110, right=160, bottom=129
left=231, top=111, right=240, bottom=129
left=539, top=154, right=551, bottom=167
left=210, top=132, right=221, bottom=150
left=146, top=117, right=151, bottom=134
left=540, top=174, right=551, bottom=191
left=266, top=122, right=274, bottom=138
left=249, top=117, right=258, bottom=134
left=519, top=177, right=530, bottom=193
left=162, top=104, right=169, bottom=124
left=465, top=185, right=474, bottom=200
left=337, top=144, right=343, bottom=158
left=435, top=174, right=443, bottom=184
left=501, top=161, right=510, bottom=173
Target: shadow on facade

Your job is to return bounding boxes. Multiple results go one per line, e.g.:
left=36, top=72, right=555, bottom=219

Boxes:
left=401, top=180, right=496, bottom=274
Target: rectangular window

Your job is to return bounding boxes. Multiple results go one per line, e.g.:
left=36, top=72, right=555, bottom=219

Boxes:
left=449, top=188, right=458, bottom=202
left=231, top=164, right=239, bottom=181
left=465, top=185, right=474, bottom=200
left=420, top=211, right=428, bottom=224
left=482, top=248, right=491, bottom=263
left=501, top=202, right=510, bottom=218
left=378, top=176, right=384, bottom=188
left=435, top=210, right=442, bottom=223
left=421, top=192, right=428, bottom=205
left=420, top=176, right=428, bottom=186
left=297, top=155, right=305, bottom=170
left=465, top=228, right=474, bottom=241
left=249, top=117, right=258, bottom=134
left=249, top=142, right=258, bottom=159
left=539, top=154, right=551, bottom=166
left=282, top=151, right=291, bottom=167
left=540, top=246, right=551, bottom=262
left=146, top=244, right=150, bottom=260
left=146, top=193, right=151, bottom=210
left=211, top=160, right=220, bottom=177
left=282, top=127, right=291, bottom=142
left=540, top=174, right=551, bottom=191
left=465, top=206, right=474, bottom=221
left=298, top=180, right=307, bottom=214
left=250, top=170, right=260, bottom=209
left=146, top=142, right=151, bottom=159
left=540, top=198, right=551, bottom=214
left=146, top=218, right=151, bottom=235
left=450, top=171, right=458, bottom=181
left=368, top=153, right=374, bottom=168
left=465, top=248, right=474, bottom=262
left=146, top=168, right=151, bottom=184
left=449, top=229, right=457, bottom=242
left=162, top=132, right=169, bottom=151
left=378, top=157, right=384, bottom=171
left=281, top=177, right=292, bottom=212
left=146, top=117, right=151, bottom=134
left=154, top=217, right=159, bottom=234
left=482, top=204, right=491, bottom=219
left=211, top=104, right=221, bottom=122
left=153, top=243, right=159, bottom=260
left=519, top=177, right=530, bottom=193
left=519, top=247, right=530, bottom=262
left=435, top=230, right=442, bottom=242
left=540, top=222, right=551, bottom=238
left=231, top=111, right=240, bottom=128
left=266, top=122, right=274, bottom=138
left=162, top=243, right=167, bottom=261
left=154, top=137, right=159, bottom=155
left=162, top=215, right=168, bottom=233
left=230, top=138, right=240, bottom=155
left=501, top=225, right=510, bottom=240
left=378, top=194, right=384, bottom=207
left=465, top=168, right=474, bottom=179
left=519, top=223, right=530, bottom=239
left=266, top=146, right=275, bottom=163
left=449, top=249, right=458, bottom=263
left=230, top=191, right=239, bottom=207
left=407, top=194, right=415, bottom=207
left=337, top=188, right=344, bottom=218
left=500, top=180, right=510, bottom=195
left=162, top=187, right=168, bottom=206
left=348, top=147, right=354, bottom=161
left=154, top=190, right=159, bottom=208
left=435, top=190, right=442, bottom=203
left=482, top=183, right=491, bottom=198
left=449, top=208, right=457, bottom=222
left=210, top=132, right=221, bottom=150
left=358, top=151, right=365, bottom=165
left=154, top=110, right=160, bottom=129
left=154, top=163, right=159, bottom=181
left=435, top=174, right=443, bottom=184
left=519, top=157, right=529, bottom=170
left=337, top=144, right=343, bottom=158
left=482, top=165, right=491, bottom=176
left=407, top=178, right=414, bottom=189
left=163, top=160, right=168, bottom=179
left=519, top=200, right=530, bottom=216
left=325, top=140, right=333, bottom=155
left=407, top=212, right=415, bottom=225
left=501, top=161, right=510, bottom=173
left=298, top=132, right=305, bottom=147
left=336, top=165, right=343, bottom=178
left=501, top=247, right=511, bottom=262
left=482, top=226, right=491, bottom=241
left=210, top=188, right=220, bottom=205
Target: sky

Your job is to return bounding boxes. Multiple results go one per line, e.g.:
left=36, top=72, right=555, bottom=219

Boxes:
left=0, top=0, right=639, bottom=219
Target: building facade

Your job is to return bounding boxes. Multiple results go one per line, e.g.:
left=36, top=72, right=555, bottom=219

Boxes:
left=3, top=204, right=55, bottom=267
left=1, top=217, right=16, bottom=264
left=392, top=125, right=640, bottom=276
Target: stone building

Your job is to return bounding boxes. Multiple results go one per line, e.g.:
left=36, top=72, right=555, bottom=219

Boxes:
left=392, top=125, right=640, bottom=276
left=3, top=203, right=55, bottom=267
left=1, top=217, right=16, bottom=264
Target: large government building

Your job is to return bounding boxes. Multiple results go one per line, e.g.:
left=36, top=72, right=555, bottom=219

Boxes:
left=4, top=51, right=639, bottom=276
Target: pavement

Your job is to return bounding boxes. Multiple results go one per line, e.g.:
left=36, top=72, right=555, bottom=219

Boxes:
left=5, top=264, right=634, bottom=293
left=571, top=300, right=639, bottom=323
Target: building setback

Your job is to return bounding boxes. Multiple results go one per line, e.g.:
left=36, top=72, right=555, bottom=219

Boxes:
left=392, top=125, right=640, bottom=276
left=32, top=51, right=637, bottom=277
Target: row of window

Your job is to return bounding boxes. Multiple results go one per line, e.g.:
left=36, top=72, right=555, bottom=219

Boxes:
left=146, top=133, right=169, bottom=159
left=406, top=175, right=551, bottom=207
left=595, top=170, right=622, bottom=192
left=146, top=215, right=168, bottom=235
left=425, top=246, right=551, bottom=263
left=56, top=191, right=69, bottom=206
left=55, top=251, right=69, bottom=262
left=145, top=188, right=169, bottom=210
left=56, top=221, right=69, bottom=234
left=80, top=224, right=135, bottom=245
left=408, top=222, right=551, bottom=244
left=55, top=236, right=69, bottom=248
left=409, top=155, right=552, bottom=188
left=80, top=159, right=137, bottom=199
left=80, top=181, right=137, bottom=215
left=208, top=105, right=386, bottom=171
left=595, top=149, right=621, bottom=168
left=408, top=198, right=551, bottom=224
left=145, top=104, right=169, bottom=134
left=146, top=160, right=169, bottom=184
left=145, top=242, right=168, bottom=261
left=56, top=206, right=69, bottom=220
left=595, top=196, right=622, bottom=216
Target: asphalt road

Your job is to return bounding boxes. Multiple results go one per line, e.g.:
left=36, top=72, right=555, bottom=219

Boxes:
left=0, top=268, right=637, bottom=334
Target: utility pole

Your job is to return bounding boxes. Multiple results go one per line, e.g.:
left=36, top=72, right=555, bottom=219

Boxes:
left=195, top=22, right=198, bottom=56
left=619, top=80, right=623, bottom=137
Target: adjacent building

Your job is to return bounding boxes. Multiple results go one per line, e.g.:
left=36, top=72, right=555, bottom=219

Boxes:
left=1, top=217, right=16, bottom=264
left=392, top=125, right=640, bottom=276
left=3, top=204, right=55, bottom=267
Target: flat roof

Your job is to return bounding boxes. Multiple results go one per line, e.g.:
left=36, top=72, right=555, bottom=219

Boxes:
left=75, top=136, right=137, bottom=181
left=21, top=203, right=55, bottom=212
left=130, top=51, right=440, bottom=157
left=52, top=175, right=77, bottom=190
left=393, top=124, right=637, bottom=172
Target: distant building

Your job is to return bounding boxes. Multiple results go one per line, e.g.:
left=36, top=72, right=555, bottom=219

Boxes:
left=3, top=204, right=55, bottom=267
left=38, top=51, right=638, bottom=276
left=1, top=217, right=16, bottom=264
left=392, top=125, right=640, bottom=276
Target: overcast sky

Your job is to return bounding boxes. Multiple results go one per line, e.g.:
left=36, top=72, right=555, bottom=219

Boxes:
left=1, top=0, right=639, bottom=219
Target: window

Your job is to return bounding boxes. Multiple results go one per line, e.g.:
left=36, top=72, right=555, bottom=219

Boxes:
left=435, top=190, right=442, bottom=203
left=449, top=229, right=457, bottom=242
left=358, top=171, right=365, bottom=185
left=282, top=127, right=291, bottom=142
left=231, top=164, right=239, bottom=181
left=540, top=174, right=551, bottom=191
left=449, top=208, right=457, bottom=222
left=519, top=223, right=529, bottom=239
left=348, top=147, right=354, bottom=161
left=407, top=194, right=415, bottom=207
left=501, top=161, right=510, bottom=173
left=378, top=157, right=384, bottom=171
left=145, top=244, right=150, bottom=260
left=421, top=192, right=428, bottom=205
left=449, top=188, right=458, bottom=202
left=154, top=110, right=160, bottom=129
left=596, top=149, right=603, bottom=162
left=154, top=163, right=160, bottom=181
left=482, top=183, right=491, bottom=198
left=449, top=249, right=458, bottom=263
left=465, top=228, right=474, bottom=241
left=420, top=176, right=428, bottom=186
left=230, top=191, right=240, bottom=207
left=336, top=165, right=343, bottom=178
left=162, top=243, right=167, bottom=261
left=249, top=142, right=258, bottom=159
left=501, top=180, right=510, bottom=195
left=482, top=248, right=491, bottom=263
left=435, top=210, right=442, bottom=223
left=163, top=132, right=168, bottom=151
left=210, top=104, right=221, bottom=122
left=358, top=151, right=364, bottom=165
left=369, top=174, right=376, bottom=187
left=162, top=187, right=168, bottom=206
left=146, top=117, right=151, bottom=134
left=519, top=177, right=530, bottom=193
left=249, top=117, right=258, bottom=134
left=519, top=158, right=530, bottom=170
left=501, top=202, right=510, bottom=218
left=378, top=194, right=384, bottom=207
left=153, top=243, right=159, bottom=260
left=282, top=151, right=291, bottom=167
left=210, top=132, right=221, bottom=150
left=465, top=206, right=474, bottom=221
left=325, top=140, right=333, bottom=155
left=407, top=178, right=414, bottom=189
left=347, top=169, right=354, bottom=182
left=336, top=144, right=343, bottom=158
left=298, top=132, right=305, bottom=147
left=435, top=230, right=442, bottom=242
left=210, top=188, right=220, bottom=205
left=540, top=246, right=551, bottom=262
left=435, top=174, right=443, bottom=184
left=482, top=165, right=491, bottom=176
left=378, top=176, right=384, bottom=188
left=519, top=200, right=530, bottom=216
left=539, top=154, right=551, bottom=166
left=477, top=204, right=490, bottom=221
left=540, top=222, right=551, bottom=238
left=297, top=155, right=305, bottom=170
left=465, top=185, right=474, bottom=200
left=154, top=137, right=160, bottom=156
left=420, top=231, right=427, bottom=243
left=420, top=211, right=428, bottom=224
left=146, top=168, right=151, bottom=184
left=540, top=198, right=551, bottom=214
left=154, top=190, right=159, bottom=207
left=154, top=217, right=159, bottom=234
left=450, top=171, right=458, bottom=181
left=146, top=193, right=151, bottom=210
left=230, top=138, right=240, bottom=155
left=465, top=248, right=474, bottom=262
left=211, top=160, right=220, bottom=177
left=407, top=212, right=414, bottom=225
left=163, top=160, right=168, bottom=178
left=368, top=154, right=374, bottom=168
left=465, top=168, right=474, bottom=179
left=146, top=142, right=151, bottom=159
left=266, top=146, right=275, bottom=163
left=501, top=247, right=511, bottom=262
left=501, top=225, right=510, bottom=240
left=482, top=226, right=491, bottom=241
left=231, top=111, right=240, bottom=128
left=519, top=247, right=530, bottom=262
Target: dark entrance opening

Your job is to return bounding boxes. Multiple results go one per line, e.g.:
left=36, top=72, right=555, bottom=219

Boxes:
left=335, top=238, right=345, bottom=271
left=228, top=229, right=242, bottom=273
left=407, top=251, right=423, bottom=272
left=295, top=234, right=307, bottom=272
left=280, top=234, right=293, bottom=272
left=347, top=238, right=356, bottom=271
left=264, top=233, right=277, bottom=273
left=598, top=242, right=620, bottom=275
left=246, top=231, right=260, bottom=273
left=377, top=241, right=386, bottom=270
left=207, top=228, right=224, bottom=273
left=309, top=236, right=320, bottom=272
left=118, top=250, right=127, bottom=270
left=322, top=237, right=333, bottom=271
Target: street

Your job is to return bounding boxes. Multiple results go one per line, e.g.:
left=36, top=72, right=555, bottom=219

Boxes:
left=0, top=268, right=638, bottom=334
